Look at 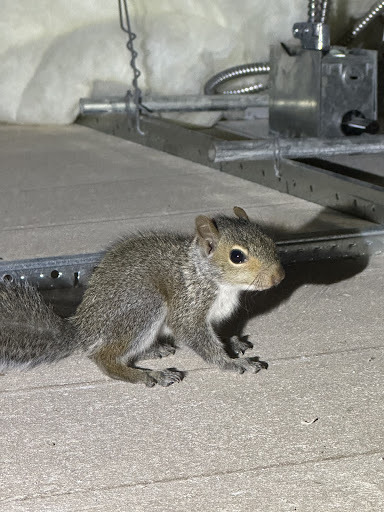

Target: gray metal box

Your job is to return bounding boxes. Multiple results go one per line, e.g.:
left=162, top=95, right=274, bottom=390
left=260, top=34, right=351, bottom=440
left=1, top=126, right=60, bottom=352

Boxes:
left=269, top=45, right=377, bottom=138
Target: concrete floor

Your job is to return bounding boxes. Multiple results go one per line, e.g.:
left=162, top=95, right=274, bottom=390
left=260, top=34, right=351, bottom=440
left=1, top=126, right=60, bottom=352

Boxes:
left=0, top=124, right=383, bottom=511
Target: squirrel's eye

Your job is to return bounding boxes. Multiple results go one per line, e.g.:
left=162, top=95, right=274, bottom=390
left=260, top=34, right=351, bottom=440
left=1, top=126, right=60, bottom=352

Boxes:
left=230, top=249, right=246, bottom=264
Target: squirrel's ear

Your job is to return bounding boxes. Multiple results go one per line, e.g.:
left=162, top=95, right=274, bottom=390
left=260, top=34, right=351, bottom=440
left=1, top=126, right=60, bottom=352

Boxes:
left=233, top=206, right=250, bottom=221
left=195, top=215, right=220, bottom=256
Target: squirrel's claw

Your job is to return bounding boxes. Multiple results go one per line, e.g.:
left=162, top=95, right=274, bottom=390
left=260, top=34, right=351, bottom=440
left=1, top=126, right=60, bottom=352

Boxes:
left=225, top=357, right=268, bottom=374
left=146, top=368, right=186, bottom=387
left=227, top=336, right=253, bottom=356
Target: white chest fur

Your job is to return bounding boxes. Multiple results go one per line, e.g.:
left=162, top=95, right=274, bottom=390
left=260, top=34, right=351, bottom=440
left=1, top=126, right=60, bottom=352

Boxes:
left=208, top=284, right=241, bottom=325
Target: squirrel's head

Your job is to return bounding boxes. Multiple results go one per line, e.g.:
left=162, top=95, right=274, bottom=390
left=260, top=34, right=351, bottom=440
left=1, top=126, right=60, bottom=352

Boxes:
left=195, top=206, right=285, bottom=291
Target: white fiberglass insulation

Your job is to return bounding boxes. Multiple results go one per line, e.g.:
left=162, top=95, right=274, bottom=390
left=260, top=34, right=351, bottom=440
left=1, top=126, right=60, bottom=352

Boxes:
left=0, top=0, right=376, bottom=125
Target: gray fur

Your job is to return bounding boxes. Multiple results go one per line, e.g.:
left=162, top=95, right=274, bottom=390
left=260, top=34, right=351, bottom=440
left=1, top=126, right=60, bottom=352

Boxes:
left=0, top=281, right=77, bottom=371
left=0, top=209, right=284, bottom=386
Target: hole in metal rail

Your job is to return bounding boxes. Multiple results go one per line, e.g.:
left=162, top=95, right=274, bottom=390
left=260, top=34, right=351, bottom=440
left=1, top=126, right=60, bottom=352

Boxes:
left=335, top=193, right=339, bottom=200
left=2, top=274, right=13, bottom=282
left=51, top=270, right=60, bottom=279
left=74, top=272, right=80, bottom=287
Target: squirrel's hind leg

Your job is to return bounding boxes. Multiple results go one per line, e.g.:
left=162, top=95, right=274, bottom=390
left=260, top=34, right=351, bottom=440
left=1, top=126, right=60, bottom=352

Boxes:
left=91, top=342, right=184, bottom=386
left=92, top=342, right=184, bottom=386
left=90, top=319, right=184, bottom=386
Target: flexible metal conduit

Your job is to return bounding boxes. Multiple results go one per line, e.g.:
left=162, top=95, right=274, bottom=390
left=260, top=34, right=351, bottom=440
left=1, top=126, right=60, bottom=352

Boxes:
left=340, top=1, right=384, bottom=45
left=204, top=0, right=330, bottom=95
left=308, top=0, right=330, bottom=23
left=308, top=0, right=318, bottom=22
left=203, top=62, right=270, bottom=95
left=319, top=0, right=330, bottom=24
left=204, top=1, right=384, bottom=94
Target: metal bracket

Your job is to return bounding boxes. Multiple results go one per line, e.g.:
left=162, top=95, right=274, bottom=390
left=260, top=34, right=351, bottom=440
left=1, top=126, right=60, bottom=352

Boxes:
left=1, top=228, right=383, bottom=290
left=293, top=22, right=330, bottom=51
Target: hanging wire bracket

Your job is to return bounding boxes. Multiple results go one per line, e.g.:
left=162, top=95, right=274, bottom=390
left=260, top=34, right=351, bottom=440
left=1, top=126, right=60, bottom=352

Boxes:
left=118, top=0, right=145, bottom=135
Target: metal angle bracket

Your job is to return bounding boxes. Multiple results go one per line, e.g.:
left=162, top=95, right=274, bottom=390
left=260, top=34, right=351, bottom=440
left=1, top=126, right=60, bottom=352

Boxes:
left=1, top=229, right=384, bottom=290
left=0, top=253, right=102, bottom=290
left=293, top=22, right=330, bottom=51
left=277, top=228, right=384, bottom=264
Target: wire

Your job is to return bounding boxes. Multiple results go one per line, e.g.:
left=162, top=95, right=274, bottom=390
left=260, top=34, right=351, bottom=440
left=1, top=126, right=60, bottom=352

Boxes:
left=118, top=0, right=144, bottom=135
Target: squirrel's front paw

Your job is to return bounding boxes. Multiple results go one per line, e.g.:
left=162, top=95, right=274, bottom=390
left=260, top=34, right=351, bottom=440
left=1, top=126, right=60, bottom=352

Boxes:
left=227, top=336, right=253, bottom=356
left=225, top=357, right=268, bottom=374
left=146, top=368, right=186, bottom=387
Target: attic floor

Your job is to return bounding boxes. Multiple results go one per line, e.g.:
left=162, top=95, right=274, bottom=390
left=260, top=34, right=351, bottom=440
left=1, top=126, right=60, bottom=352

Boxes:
left=0, top=124, right=383, bottom=512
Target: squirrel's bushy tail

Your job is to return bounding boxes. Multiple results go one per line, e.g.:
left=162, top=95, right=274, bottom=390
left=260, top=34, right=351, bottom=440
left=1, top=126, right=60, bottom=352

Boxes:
left=0, top=281, right=78, bottom=371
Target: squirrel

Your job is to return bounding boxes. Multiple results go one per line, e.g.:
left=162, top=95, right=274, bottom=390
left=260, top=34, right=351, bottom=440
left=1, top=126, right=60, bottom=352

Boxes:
left=0, top=207, right=284, bottom=387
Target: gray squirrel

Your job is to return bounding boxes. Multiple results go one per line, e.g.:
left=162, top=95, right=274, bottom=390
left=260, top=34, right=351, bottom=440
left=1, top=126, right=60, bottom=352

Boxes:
left=0, top=207, right=284, bottom=387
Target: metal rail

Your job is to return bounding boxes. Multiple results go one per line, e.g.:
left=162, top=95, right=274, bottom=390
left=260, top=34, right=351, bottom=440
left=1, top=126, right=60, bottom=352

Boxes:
left=1, top=228, right=383, bottom=290
left=77, top=114, right=384, bottom=224
left=79, top=95, right=270, bottom=115
left=209, top=136, right=384, bottom=163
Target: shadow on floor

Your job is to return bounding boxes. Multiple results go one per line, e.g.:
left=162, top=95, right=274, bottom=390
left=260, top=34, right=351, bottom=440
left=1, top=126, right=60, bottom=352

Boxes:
left=218, top=256, right=368, bottom=349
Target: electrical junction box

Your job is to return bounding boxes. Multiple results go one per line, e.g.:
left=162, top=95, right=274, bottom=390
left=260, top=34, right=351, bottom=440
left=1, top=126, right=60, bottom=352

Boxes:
left=269, top=44, right=378, bottom=138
